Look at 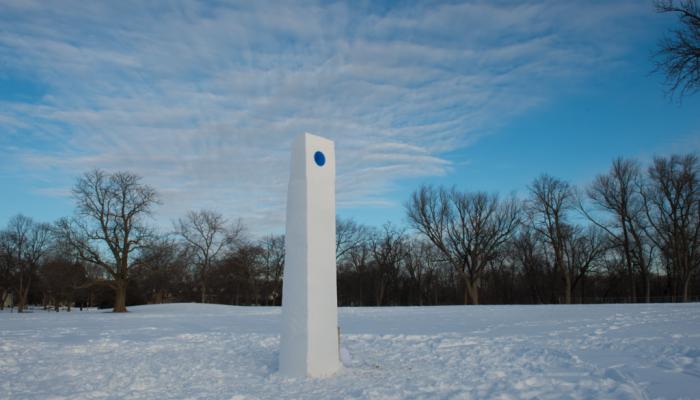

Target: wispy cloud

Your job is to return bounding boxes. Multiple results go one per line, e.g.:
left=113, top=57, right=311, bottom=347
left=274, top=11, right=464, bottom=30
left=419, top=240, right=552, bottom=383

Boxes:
left=0, top=0, right=645, bottom=232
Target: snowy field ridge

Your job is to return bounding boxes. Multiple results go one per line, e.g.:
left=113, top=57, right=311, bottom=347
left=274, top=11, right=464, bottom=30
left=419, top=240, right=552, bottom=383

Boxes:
left=1, top=303, right=699, bottom=399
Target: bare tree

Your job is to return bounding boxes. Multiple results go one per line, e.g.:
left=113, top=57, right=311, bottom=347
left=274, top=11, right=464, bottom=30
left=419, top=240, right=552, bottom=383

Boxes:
left=654, top=0, right=700, bottom=98
left=345, top=235, right=372, bottom=306
left=335, top=219, right=372, bottom=306
left=641, top=154, right=700, bottom=301
left=403, top=239, right=440, bottom=305
left=406, top=186, right=520, bottom=305
left=527, top=175, right=577, bottom=304
left=54, top=170, right=158, bottom=312
left=336, top=217, right=369, bottom=261
left=259, top=234, right=285, bottom=305
left=368, top=224, right=406, bottom=306
left=132, top=237, right=189, bottom=304
left=211, top=243, right=263, bottom=305
left=0, top=231, right=14, bottom=310
left=511, top=226, right=554, bottom=304
left=562, top=225, right=608, bottom=303
left=0, top=215, right=52, bottom=312
left=582, top=158, right=653, bottom=302
left=41, top=257, right=86, bottom=311
left=175, top=210, right=242, bottom=303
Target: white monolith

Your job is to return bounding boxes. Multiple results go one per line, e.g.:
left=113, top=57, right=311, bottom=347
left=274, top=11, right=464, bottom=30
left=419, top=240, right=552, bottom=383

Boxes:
left=279, top=132, right=340, bottom=378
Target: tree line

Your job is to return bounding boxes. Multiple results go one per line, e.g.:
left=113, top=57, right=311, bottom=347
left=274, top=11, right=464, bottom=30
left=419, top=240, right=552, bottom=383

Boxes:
left=1, top=153, right=699, bottom=312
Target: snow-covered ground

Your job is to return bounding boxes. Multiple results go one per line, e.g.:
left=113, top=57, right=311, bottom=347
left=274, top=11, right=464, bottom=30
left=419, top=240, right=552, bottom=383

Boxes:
left=1, top=303, right=699, bottom=399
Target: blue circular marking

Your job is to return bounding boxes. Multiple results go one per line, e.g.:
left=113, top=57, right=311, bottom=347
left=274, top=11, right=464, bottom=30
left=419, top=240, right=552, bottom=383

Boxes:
left=314, top=151, right=326, bottom=166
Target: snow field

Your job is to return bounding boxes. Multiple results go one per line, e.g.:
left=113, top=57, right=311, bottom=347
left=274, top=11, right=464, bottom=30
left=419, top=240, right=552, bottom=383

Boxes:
left=1, top=303, right=699, bottom=399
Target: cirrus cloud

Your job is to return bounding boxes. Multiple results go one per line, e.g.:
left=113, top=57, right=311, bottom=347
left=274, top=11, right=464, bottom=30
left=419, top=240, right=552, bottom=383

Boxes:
left=0, top=0, right=645, bottom=232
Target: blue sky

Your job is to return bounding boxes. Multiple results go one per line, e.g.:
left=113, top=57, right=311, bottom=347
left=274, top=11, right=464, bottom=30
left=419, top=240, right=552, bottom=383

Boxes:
left=1, top=0, right=699, bottom=235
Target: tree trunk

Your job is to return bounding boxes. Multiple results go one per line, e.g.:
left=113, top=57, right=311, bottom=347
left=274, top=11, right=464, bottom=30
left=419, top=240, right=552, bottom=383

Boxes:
left=201, top=283, right=207, bottom=304
left=621, top=222, right=636, bottom=303
left=563, top=274, right=572, bottom=304
left=666, top=269, right=674, bottom=301
left=113, top=280, right=128, bottom=312
left=358, top=283, right=364, bottom=307
left=376, top=281, right=385, bottom=306
left=17, top=284, right=30, bottom=313
left=643, top=272, right=651, bottom=303
left=683, top=275, right=690, bottom=302
left=17, top=278, right=25, bottom=312
left=460, top=273, right=469, bottom=305
left=467, top=279, right=479, bottom=305
left=417, top=281, right=423, bottom=306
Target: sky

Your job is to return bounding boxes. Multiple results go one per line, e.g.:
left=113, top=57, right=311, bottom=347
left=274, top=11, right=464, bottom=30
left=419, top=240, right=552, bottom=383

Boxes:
left=1, top=0, right=699, bottom=235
